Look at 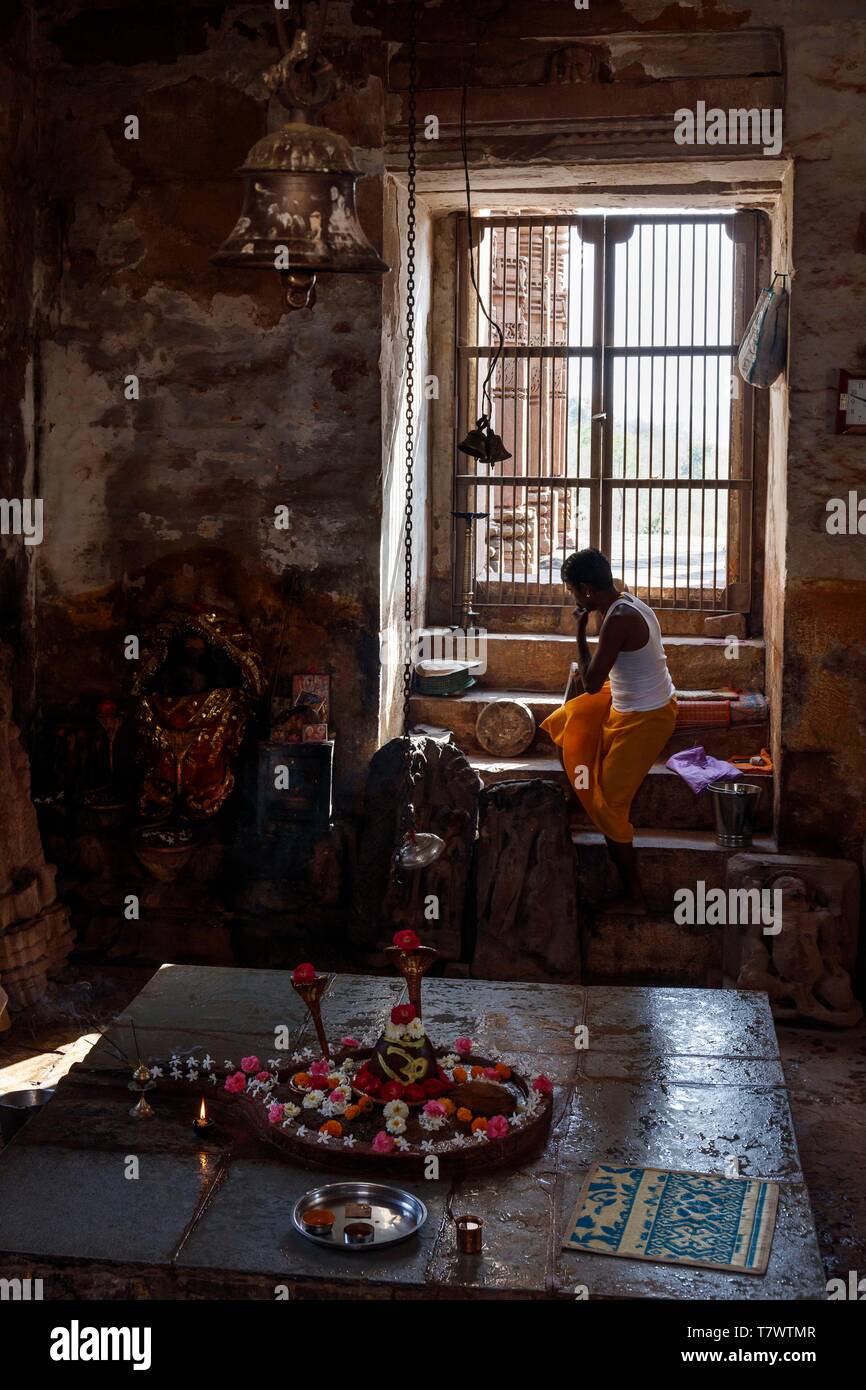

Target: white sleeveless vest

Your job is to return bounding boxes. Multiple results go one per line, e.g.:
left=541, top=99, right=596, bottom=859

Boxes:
left=603, top=593, right=675, bottom=713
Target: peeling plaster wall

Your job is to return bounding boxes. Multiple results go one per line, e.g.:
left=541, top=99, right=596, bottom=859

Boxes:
left=29, top=1, right=390, bottom=807
left=0, top=3, right=37, bottom=708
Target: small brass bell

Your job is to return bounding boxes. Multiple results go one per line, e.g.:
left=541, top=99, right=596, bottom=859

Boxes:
left=396, top=804, right=445, bottom=869
left=458, top=416, right=511, bottom=465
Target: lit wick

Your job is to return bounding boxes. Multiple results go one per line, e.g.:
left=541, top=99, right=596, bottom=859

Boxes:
left=455, top=1213, right=484, bottom=1254
left=193, top=1096, right=214, bottom=1135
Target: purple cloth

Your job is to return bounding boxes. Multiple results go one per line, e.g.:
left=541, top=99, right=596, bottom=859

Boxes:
left=665, top=745, right=741, bottom=795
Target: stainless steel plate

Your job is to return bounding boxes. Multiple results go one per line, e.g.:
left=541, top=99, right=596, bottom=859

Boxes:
left=292, top=1182, right=428, bottom=1250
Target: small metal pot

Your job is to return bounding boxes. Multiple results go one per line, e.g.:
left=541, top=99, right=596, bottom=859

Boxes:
left=709, top=781, right=761, bottom=848
left=0, top=1088, right=55, bottom=1144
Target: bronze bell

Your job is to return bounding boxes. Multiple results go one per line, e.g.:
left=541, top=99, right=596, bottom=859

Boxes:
left=213, top=8, right=388, bottom=311
left=213, top=122, right=389, bottom=311
left=457, top=415, right=512, bottom=465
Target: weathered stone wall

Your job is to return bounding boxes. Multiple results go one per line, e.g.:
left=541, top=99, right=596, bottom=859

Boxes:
left=27, top=0, right=389, bottom=807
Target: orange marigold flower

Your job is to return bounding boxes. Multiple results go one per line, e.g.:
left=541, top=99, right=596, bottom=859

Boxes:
left=319, top=1119, right=342, bottom=1137
left=440, top=1098, right=456, bottom=1115
left=293, top=1072, right=311, bottom=1088
left=471, top=1065, right=484, bottom=1078
left=495, top=1063, right=511, bottom=1079
left=456, top=1107, right=473, bottom=1124
left=470, top=1116, right=488, bottom=1133
left=452, top=1066, right=467, bottom=1084
left=327, top=1076, right=342, bottom=1089
left=344, top=1104, right=360, bottom=1121
left=358, top=1095, right=373, bottom=1113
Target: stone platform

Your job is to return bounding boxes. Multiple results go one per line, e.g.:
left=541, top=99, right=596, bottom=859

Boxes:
left=0, top=967, right=826, bottom=1299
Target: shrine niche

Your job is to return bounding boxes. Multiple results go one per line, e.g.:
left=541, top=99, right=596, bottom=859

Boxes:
left=131, top=607, right=265, bottom=822
left=724, top=853, right=862, bottom=1028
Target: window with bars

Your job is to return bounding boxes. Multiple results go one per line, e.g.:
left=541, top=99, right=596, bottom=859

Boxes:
left=453, top=213, right=760, bottom=622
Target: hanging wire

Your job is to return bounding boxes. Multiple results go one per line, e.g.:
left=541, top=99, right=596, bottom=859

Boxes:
left=460, top=75, right=504, bottom=422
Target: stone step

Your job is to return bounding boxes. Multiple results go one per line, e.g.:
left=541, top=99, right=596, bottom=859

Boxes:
left=478, top=632, right=764, bottom=692
left=572, top=827, right=777, bottom=917
left=411, top=686, right=768, bottom=761
left=469, top=756, right=772, bottom=830
left=579, top=911, right=724, bottom=986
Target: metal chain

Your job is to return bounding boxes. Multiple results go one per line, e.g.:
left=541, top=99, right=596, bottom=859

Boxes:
left=402, top=0, right=418, bottom=738
left=395, top=0, right=419, bottom=871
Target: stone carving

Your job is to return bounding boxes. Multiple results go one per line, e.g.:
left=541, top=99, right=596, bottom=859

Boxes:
left=549, top=45, right=600, bottom=85
left=473, top=778, right=580, bottom=982
left=725, top=853, right=862, bottom=1028
left=0, top=644, right=73, bottom=1011
left=350, top=735, right=481, bottom=960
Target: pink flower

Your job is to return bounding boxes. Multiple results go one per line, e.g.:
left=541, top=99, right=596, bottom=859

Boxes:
left=423, top=1100, right=446, bottom=1118
left=329, top=1087, right=350, bottom=1103
left=340, top=1036, right=359, bottom=1050
left=255, top=1070, right=270, bottom=1082
left=454, top=1036, right=473, bottom=1055
left=372, top=1131, right=396, bottom=1154
left=532, top=1074, right=553, bottom=1096
left=487, top=1115, right=508, bottom=1140
left=224, top=1071, right=246, bottom=1093
left=240, top=1056, right=260, bottom=1074
left=268, top=1102, right=285, bottom=1124
left=310, top=1058, right=330, bottom=1078
left=484, top=1067, right=500, bottom=1080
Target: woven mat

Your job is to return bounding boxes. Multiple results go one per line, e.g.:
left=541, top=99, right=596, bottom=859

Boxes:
left=563, top=1164, right=778, bottom=1274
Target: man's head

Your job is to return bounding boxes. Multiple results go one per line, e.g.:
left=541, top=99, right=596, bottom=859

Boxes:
left=561, top=548, right=615, bottom=612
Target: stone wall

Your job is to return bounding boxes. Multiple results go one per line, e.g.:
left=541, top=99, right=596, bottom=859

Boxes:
left=24, top=0, right=390, bottom=809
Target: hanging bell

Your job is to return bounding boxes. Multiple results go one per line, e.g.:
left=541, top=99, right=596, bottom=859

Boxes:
left=458, top=415, right=511, bottom=465
left=213, top=121, right=389, bottom=309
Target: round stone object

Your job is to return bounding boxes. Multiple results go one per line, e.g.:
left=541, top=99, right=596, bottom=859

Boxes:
left=475, top=698, right=536, bottom=758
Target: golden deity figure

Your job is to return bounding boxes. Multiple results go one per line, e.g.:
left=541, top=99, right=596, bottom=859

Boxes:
left=131, top=606, right=265, bottom=821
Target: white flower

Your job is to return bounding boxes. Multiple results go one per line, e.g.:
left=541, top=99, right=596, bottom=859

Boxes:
left=223, top=1060, right=234, bottom=1070
left=170, top=1054, right=180, bottom=1067
left=267, top=1058, right=281, bottom=1070
left=383, top=1099, right=409, bottom=1120
left=170, top=1068, right=181, bottom=1080
left=149, top=1065, right=163, bottom=1079
left=439, top=1054, right=459, bottom=1070
left=508, top=1113, right=523, bottom=1126
left=449, top=1134, right=467, bottom=1148
left=297, top=1125, right=307, bottom=1138
left=421, top=1140, right=435, bottom=1152
left=406, top=1017, right=425, bottom=1041
left=385, top=1115, right=407, bottom=1136
left=209, top=1073, right=218, bottom=1086
left=303, top=1089, right=325, bottom=1110
left=201, top=1055, right=213, bottom=1071
left=283, top=1101, right=300, bottom=1118
left=291, top=1051, right=304, bottom=1063
left=188, top=1070, right=199, bottom=1083
left=419, top=1112, right=445, bottom=1131
left=342, top=1134, right=356, bottom=1147
left=317, top=1131, right=332, bottom=1144
left=473, top=1129, right=488, bottom=1142
left=384, top=1021, right=403, bottom=1042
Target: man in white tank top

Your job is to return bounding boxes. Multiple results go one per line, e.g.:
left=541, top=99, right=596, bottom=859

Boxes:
left=541, top=548, right=677, bottom=915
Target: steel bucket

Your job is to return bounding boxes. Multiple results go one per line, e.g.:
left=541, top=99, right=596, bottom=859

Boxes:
left=708, top=781, right=761, bottom=848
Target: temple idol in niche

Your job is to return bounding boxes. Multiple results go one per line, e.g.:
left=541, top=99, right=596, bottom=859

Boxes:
left=131, top=607, right=265, bottom=820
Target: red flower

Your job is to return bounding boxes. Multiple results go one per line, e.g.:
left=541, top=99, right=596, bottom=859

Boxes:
left=532, top=1074, right=553, bottom=1096
left=381, top=1081, right=406, bottom=1102
left=405, top=1083, right=425, bottom=1103
left=292, top=963, right=316, bottom=984
left=436, top=1065, right=452, bottom=1085
left=390, top=1003, right=417, bottom=1026
left=393, top=930, right=421, bottom=951
left=361, top=1075, right=382, bottom=1096
left=423, top=1078, right=446, bottom=1098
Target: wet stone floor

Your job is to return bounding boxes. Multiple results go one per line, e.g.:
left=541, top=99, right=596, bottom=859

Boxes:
left=0, top=964, right=862, bottom=1295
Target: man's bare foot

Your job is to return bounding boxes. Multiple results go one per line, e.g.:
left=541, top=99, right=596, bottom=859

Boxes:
left=599, top=895, right=649, bottom=915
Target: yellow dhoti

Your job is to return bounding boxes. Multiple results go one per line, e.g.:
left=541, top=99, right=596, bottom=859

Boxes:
left=541, top=684, right=677, bottom=844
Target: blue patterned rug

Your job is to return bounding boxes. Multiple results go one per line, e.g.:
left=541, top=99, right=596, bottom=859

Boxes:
left=563, top=1164, right=778, bottom=1274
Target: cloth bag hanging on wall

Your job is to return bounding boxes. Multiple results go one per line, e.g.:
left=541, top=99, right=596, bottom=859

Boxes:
left=736, top=272, right=789, bottom=388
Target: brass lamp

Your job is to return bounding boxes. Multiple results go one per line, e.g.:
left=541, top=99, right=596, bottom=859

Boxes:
left=213, top=3, right=388, bottom=310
